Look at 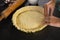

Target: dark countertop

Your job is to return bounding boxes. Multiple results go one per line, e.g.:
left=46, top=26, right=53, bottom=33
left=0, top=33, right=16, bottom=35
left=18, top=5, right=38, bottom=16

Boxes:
left=0, top=0, right=60, bottom=40
left=0, top=15, right=60, bottom=40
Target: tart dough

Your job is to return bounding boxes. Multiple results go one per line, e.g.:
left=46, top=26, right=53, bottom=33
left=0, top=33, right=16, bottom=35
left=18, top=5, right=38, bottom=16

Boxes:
left=12, top=6, right=47, bottom=33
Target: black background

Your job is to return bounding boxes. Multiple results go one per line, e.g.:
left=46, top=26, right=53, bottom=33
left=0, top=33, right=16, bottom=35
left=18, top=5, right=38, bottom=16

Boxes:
left=0, top=0, right=60, bottom=40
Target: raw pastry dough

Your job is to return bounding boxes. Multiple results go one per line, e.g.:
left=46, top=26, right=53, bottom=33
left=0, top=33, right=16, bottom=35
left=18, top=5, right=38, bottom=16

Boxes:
left=12, top=6, right=47, bottom=33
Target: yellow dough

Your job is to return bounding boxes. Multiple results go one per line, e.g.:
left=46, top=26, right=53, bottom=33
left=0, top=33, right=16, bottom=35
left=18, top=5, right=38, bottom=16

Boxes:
left=12, top=6, right=47, bottom=33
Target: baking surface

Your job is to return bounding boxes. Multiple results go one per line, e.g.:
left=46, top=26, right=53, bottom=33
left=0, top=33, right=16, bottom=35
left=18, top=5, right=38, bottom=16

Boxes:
left=0, top=0, right=60, bottom=40
left=0, top=17, right=60, bottom=40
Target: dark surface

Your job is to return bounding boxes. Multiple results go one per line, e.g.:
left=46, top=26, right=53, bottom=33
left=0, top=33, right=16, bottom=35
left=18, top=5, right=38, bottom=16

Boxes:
left=0, top=0, right=9, bottom=13
left=0, top=15, right=60, bottom=40
left=0, top=0, right=60, bottom=40
left=53, top=1, right=60, bottom=18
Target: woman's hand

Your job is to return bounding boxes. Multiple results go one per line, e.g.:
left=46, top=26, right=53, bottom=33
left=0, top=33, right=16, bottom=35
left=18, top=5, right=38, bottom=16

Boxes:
left=44, top=0, right=55, bottom=24
left=44, top=0, right=60, bottom=27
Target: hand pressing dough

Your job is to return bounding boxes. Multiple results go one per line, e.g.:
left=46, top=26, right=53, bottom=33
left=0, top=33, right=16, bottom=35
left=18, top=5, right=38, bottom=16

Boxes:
left=12, top=6, right=47, bottom=33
